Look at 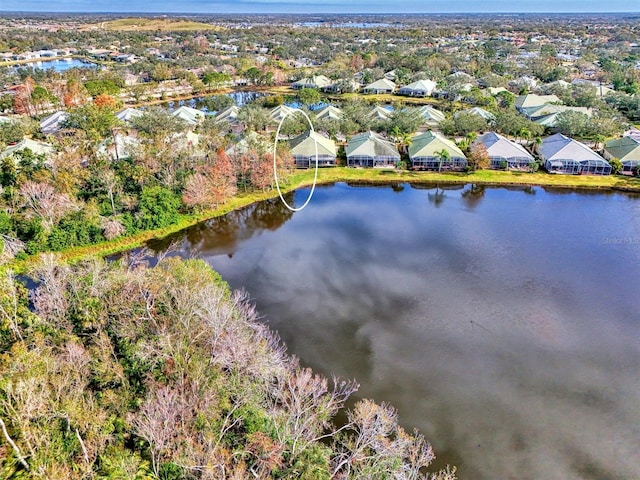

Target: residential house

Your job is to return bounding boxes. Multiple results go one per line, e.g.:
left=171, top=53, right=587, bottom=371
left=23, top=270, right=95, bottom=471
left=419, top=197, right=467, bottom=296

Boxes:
left=604, top=136, right=640, bottom=174
left=291, top=75, right=332, bottom=90
left=475, top=132, right=535, bottom=169
left=172, top=106, right=205, bottom=126
left=315, top=105, right=342, bottom=121
left=1, top=138, right=54, bottom=159
left=290, top=130, right=337, bottom=168
left=39, top=111, right=68, bottom=136
left=397, top=80, right=438, bottom=97
left=115, top=107, right=143, bottom=123
left=539, top=133, right=611, bottom=175
left=362, top=79, right=396, bottom=95
left=409, top=131, right=467, bottom=170
left=416, top=106, right=446, bottom=126
left=346, top=131, right=400, bottom=167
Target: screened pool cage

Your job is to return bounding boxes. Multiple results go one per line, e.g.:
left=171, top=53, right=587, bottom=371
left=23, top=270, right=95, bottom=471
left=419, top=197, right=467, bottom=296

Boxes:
left=347, top=155, right=399, bottom=167
left=580, top=159, right=612, bottom=175
left=411, top=156, right=468, bottom=170
left=545, top=158, right=612, bottom=175
left=621, top=159, right=640, bottom=174
left=293, top=154, right=336, bottom=169
left=490, top=156, right=534, bottom=170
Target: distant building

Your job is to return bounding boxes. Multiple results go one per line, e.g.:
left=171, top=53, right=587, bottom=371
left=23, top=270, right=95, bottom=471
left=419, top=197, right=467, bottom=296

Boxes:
left=362, top=78, right=396, bottom=95
left=39, top=111, right=68, bottom=136
left=171, top=106, right=205, bottom=126
left=397, top=79, right=438, bottom=97
left=291, top=75, right=332, bottom=90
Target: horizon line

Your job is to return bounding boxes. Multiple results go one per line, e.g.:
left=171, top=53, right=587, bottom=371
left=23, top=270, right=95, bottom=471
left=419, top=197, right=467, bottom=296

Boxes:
left=1, top=10, right=640, bottom=14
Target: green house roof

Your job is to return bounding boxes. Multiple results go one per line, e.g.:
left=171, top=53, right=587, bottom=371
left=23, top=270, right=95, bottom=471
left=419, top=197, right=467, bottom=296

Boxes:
left=346, top=131, right=400, bottom=159
left=604, top=136, right=640, bottom=161
left=409, top=131, right=466, bottom=159
left=290, top=130, right=337, bottom=157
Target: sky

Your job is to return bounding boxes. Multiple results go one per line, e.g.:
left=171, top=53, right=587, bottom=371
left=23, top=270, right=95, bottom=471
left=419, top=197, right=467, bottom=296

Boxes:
left=1, top=0, right=638, bottom=14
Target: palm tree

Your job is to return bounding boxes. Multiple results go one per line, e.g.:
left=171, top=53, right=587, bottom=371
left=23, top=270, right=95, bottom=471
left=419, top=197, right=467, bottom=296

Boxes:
left=436, top=148, right=450, bottom=173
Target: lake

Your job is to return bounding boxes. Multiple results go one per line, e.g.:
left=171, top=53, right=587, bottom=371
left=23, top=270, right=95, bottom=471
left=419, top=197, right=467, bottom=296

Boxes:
left=6, top=57, right=98, bottom=73
left=145, top=182, right=640, bottom=480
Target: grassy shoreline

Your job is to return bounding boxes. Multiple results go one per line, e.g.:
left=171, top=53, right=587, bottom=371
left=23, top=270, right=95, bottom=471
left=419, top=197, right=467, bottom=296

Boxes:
left=5, top=168, right=639, bottom=273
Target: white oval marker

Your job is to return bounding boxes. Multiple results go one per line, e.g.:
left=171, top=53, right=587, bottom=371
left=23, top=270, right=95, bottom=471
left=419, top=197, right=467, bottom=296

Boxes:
left=273, top=108, right=319, bottom=212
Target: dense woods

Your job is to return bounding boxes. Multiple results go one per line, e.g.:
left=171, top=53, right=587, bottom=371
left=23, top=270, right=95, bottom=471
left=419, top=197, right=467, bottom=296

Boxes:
left=0, top=255, right=454, bottom=479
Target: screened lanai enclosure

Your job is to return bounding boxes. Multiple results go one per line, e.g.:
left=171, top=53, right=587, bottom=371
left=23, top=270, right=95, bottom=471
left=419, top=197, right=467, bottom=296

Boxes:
left=621, top=159, right=640, bottom=173
left=411, top=155, right=468, bottom=170
left=545, top=158, right=582, bottom=174
left=490, top=156, right=534, bottom=170
left=579, top=158, right=612, bottom=175
left=293, top=154, right=337, bottom=168
left=347, top=155, right=398, bottom=167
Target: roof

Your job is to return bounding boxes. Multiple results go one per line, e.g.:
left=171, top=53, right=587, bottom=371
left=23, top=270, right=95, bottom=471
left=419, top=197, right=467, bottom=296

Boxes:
left=409, top=131, right=466, bottom=159
left=456, top=107, right=495, bottom=121
left=291, top=75, right=332, bottom=89
left=315, top=105, right=342, bottom=121
left=171, top=106, right=205, bottom=125
left=363, top=78, right=396, bottom=91
left=515, top=93, right=561, bottom=109
left=225, top=131, right=271, bottom=157
left=524, top=104, right=592, bottom=119
left=604, top=136, right=640, bottom=161
left=398, top=79, right=437, bottom=93
left=269, top=104, right=296, bottom=122
left=214, top=105, right=240, bottom=123
left=346, top=131, right=400, bottom=159
left=97, top=134, right=140, bottom=160
left=416, top=105, right=446, bottom=123
left=290, top=130, right=337, bottom=157
left=539, top=133, right=607, bottom=163
left=487, top=87, right=513, bottom=96
left=368, top=105, right=392, bottom=120
left=476, top=132, right=534, bottom=160
left=115, top=107, right=143, bottom=123
left=40, top=111, right=68, bottom=135
left=1, top=138, right=55, bottom=158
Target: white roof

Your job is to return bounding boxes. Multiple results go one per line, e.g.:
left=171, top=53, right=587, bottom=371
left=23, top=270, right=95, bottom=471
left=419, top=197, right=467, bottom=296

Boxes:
left=97, top=134, right=140, bottom=160
left=40, top=111, right=68, bottom=135
left=115, top=107, right=143, bottom=123
left=214, top=105, right=240, bottom=123
left=476, top=132, right=534, bottom=160
left=315, top=105, right=342, bottom=121
left=515, top=93, right=560, bottom=109
left=368, top=105, right=392, bottom=120
left=539, top=133, right=606, bottom=163
left=171, top=106, right=205, bottom=125
left=1, top=138, right=54, bottom=158
left=269, top=104, right=296, bottom=122
left=398, top=79, right=437, bottom=94
left=456, top=107, right=495, bottom=121
left=363, top=78, right=396, bottom=91
left=417, top=105, right=446, bottom=123
left=292, top=75, right=332, bottom=89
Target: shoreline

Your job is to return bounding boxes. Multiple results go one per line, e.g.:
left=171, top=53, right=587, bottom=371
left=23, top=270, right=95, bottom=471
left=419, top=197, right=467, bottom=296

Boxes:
left=4, top=168, right=639, bottom=273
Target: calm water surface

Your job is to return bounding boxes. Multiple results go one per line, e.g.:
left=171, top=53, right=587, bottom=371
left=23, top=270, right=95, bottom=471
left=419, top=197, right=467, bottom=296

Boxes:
left=147, top=183, right=640, bottom=480
left=6, top=58, right=98, bottom=72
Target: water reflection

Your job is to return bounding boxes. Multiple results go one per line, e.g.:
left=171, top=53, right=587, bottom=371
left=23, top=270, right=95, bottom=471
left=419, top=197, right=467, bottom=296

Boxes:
left=146, top=183, right=640, bottom=480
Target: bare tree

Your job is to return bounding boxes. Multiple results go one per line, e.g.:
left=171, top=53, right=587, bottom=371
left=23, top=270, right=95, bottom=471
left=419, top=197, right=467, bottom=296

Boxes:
left=19, top=181, right=78, bottom=232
